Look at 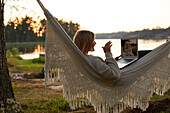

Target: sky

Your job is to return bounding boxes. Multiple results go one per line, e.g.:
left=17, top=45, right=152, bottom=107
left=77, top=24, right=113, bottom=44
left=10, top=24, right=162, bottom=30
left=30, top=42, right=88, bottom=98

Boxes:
left=4, top=0, right=170, bottom=33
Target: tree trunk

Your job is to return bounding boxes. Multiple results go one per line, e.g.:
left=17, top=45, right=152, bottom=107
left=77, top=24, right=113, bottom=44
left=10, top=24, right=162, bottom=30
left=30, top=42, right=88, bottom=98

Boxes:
left=0, top=0, right=15, bottom=108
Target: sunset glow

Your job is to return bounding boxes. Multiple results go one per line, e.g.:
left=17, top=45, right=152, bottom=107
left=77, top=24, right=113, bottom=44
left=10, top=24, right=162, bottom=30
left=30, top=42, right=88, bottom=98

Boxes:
left=4, top=0, right=170, bottom=33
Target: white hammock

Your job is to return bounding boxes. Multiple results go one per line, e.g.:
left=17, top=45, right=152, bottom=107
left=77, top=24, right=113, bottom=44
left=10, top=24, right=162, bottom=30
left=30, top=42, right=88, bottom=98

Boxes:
left=37, top=0, right=170, bottom=112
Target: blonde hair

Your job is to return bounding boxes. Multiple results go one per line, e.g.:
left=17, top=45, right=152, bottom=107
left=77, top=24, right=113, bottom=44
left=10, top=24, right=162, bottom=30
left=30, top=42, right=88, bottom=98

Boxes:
left=73, top=30, right=95, bottom=54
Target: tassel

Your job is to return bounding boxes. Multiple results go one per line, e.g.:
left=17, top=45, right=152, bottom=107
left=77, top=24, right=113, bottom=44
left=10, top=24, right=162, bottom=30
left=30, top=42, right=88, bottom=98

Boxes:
left=102, top=101, right=106, bottom=113
left=51, top=69, right=54, bottom=82
left=75, top=94, right=78, bottom=108
left=70, top=95, right=75, bottom=109
left=96, top=100, right=98, bottom=113
left=119, top=103, right=123, bottom=112
left=99, top=100, right=101, bottom=113
left=95, top=91, right=98, bottom=111
left=91, top=90, right=93, bottom=106
left=110, top=106, right=113, bottom=113
left=49, top=69, right=52, bottom=83
left=88, top=90, right=90, bottom=105
left=106, top=103, right=108, bottom=113
left=82, top=92, right=84, bottom=106
left=131, top=93, right=134, bottom=108
left=85, top=90, right=88, bottom=105
left=108, top=106, right=111, bottom=113
left=53, top=68, right=55, bottom=82
left=69, top=95, right=72, bottom=108
left=54, top=68, right=57, bottom=82
left=124, top=95, right=127, bottom=106
left=113, top=105, right=118, bottom=113
left=93, top=91, right=96, bottom=110
left=58, top=68, right=60, bottom=80
left=127, top=92, right=130, bottom=105
left=134, top=94, right=137, bottom=108
left=79, top=93, right=81, bottom=108
left=89, top=90, right=92, bottom=103
left=73, top=95, right=75, bottom=109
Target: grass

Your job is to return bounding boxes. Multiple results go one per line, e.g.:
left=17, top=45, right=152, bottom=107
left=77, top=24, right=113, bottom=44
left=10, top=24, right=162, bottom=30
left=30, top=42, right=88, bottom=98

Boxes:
left=6, top=42, right=45, bottom=48
left=12, top=78, right=69, bottom=113
left=7, top=43, right=170, bottom=112
left=8, top=57, right=44, bottom=74
left=12, top=77, right=170, bottom=113
left=151, top=89, right=170, bottom=100
left=8, top=56, right=170, bottom=113
left=12, top=78, right=95, bottom=113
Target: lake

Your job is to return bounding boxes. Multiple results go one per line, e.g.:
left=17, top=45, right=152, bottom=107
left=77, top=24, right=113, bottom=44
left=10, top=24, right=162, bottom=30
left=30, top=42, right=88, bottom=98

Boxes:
left=89, top=39, right=167, bottom=59
left=19, top=44, right=45, bottom=59
left=7, top=39, right=167, bottom=59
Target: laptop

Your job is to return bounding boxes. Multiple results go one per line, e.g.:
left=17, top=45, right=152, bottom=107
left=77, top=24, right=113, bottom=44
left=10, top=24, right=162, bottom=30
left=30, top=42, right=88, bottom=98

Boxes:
left=116, top=37, right=138, bottom=69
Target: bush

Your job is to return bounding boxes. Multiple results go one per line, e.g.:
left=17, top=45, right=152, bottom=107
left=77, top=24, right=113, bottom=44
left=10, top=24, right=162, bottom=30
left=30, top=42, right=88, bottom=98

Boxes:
left=32, top=57, right=45, bottom=64
left=0, top=99, right=23, bottom=113
left=7, top=48, right=21, bottom=59
left=11, top=48, right=20, bottom=57
left=15, top=56, right=23, bottom=60
left=24, top=73, right=44, bottom=79
left=40, top=97, right=70, bottom=112
left=6, top=50, right=12, bottom=58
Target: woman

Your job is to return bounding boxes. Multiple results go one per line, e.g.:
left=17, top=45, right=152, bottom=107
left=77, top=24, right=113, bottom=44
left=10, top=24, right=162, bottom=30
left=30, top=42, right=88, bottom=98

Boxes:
left=73, top=30, right=120, bottom=80
left=122, top=41, right=134, bottom=57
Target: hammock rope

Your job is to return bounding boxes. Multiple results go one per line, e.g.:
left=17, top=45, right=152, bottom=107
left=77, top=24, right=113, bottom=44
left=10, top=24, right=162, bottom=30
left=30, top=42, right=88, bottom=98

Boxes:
left=37, top=0, right=170, bottom=112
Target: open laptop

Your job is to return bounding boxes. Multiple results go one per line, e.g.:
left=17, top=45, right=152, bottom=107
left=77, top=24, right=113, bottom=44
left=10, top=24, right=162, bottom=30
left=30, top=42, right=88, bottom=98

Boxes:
left=116, top=37, right=138, bottom=69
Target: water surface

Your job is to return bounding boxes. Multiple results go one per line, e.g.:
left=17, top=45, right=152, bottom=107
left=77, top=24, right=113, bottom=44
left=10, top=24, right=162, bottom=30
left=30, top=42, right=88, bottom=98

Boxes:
left=13, top=39, right=167, bottom=59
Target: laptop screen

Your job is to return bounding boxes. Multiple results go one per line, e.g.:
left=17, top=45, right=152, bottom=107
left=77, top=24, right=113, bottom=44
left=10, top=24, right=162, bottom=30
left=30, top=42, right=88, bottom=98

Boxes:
left=121, top=38, right=138, bottom=59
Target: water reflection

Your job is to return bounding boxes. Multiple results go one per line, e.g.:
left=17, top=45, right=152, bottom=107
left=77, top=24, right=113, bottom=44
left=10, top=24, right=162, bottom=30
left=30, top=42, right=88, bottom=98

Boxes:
left=20, top=45, right=45, bottom=59
left=8, top=39, right=167, bottom=59
left=89, top=39, right=167, bottom=59
left=33, top=45, right=45, bottom=53
left=7, top=44, right=45, bottom=54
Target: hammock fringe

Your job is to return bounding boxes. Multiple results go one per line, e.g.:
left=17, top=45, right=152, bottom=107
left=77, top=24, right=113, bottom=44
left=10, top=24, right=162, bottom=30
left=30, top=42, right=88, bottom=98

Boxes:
left=36, top=0, right=170, bottom=112
left=45, top=68, right=170, bottom=113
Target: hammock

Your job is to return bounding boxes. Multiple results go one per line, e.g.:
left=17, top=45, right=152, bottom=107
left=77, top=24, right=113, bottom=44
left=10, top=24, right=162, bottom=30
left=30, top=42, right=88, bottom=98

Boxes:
left=37, top=0, right=170, bottom=112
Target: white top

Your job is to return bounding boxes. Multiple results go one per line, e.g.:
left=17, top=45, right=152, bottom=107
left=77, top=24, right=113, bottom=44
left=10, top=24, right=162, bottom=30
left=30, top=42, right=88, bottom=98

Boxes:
left=86, top=52, right=120, bottom=80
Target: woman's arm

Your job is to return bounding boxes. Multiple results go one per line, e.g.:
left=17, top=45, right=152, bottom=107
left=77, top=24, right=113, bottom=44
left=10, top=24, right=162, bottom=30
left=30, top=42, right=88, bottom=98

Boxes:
left=87, top=41, right=120, bottom=80
left=104, top=52, right=120, bottom=79
left=88, top=53, right=120, bottom=80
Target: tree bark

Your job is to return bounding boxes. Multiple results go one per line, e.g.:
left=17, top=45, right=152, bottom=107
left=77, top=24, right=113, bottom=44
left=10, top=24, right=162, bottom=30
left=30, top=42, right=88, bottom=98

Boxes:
left=0, top=0, right=15, bottom=108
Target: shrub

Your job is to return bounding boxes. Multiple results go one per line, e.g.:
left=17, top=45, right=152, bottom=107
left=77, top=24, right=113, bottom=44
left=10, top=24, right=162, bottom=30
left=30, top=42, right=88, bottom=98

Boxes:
left=0, top=99, right=23, bottom=113
left=15, top=56, right=23, bottom=60
left=40, top=97, right=70, bottom=112
left=24, top=72, right=44, bottom=79
left=11, top=48, right=20, bottom=57
left=6, top=50, right=12, bottom=58
left=7, top=48, right=22, bottom=59
left=32, top=57, right=45, bottom=64
left=23, top=73, right=36, bottom=79
left=38, top=72, right=44, bottom=78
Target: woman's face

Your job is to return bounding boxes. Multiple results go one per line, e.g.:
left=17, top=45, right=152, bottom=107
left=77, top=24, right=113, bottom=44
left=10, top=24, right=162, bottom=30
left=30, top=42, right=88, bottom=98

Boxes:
left=125, top=41, right=131, bottom=48
left=91, top=41, right=96, bottom=51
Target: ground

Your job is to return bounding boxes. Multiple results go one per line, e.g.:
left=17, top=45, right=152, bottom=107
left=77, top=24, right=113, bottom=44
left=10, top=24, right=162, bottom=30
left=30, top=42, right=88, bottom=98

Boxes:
left=11, top=77, right=170, bottom=113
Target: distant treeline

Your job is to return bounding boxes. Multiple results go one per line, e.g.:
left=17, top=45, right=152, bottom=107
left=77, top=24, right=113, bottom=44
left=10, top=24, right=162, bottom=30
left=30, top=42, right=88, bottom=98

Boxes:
left=96, top=27, right=170, bottom=39
left=5, top=16, right=80, bottom=42
left=5, top=16, right=170, bottom=41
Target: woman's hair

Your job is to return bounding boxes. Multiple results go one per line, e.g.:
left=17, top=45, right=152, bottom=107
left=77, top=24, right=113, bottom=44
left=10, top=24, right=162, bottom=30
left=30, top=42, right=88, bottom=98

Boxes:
left=124, top=41, right=132, bottom=51
left=73, top=30, right=95, bottom=54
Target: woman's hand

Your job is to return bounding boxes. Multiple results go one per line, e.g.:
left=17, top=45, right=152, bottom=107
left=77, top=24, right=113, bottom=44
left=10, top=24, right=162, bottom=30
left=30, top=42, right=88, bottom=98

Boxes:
left=102, top=41, right=112, bottom=53
left=115, top=55, right=122, bottom=60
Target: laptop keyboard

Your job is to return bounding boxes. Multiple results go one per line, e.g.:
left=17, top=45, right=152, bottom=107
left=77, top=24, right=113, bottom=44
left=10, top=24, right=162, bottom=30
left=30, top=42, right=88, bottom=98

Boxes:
left=116, top=58, right=137, bottom=69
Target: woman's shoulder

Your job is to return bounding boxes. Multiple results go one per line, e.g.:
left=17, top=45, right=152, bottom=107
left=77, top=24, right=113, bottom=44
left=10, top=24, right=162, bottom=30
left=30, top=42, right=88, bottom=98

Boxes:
left=86, top=55, right=104, bottom=62
left=86, top=55, right=99, bottom=59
